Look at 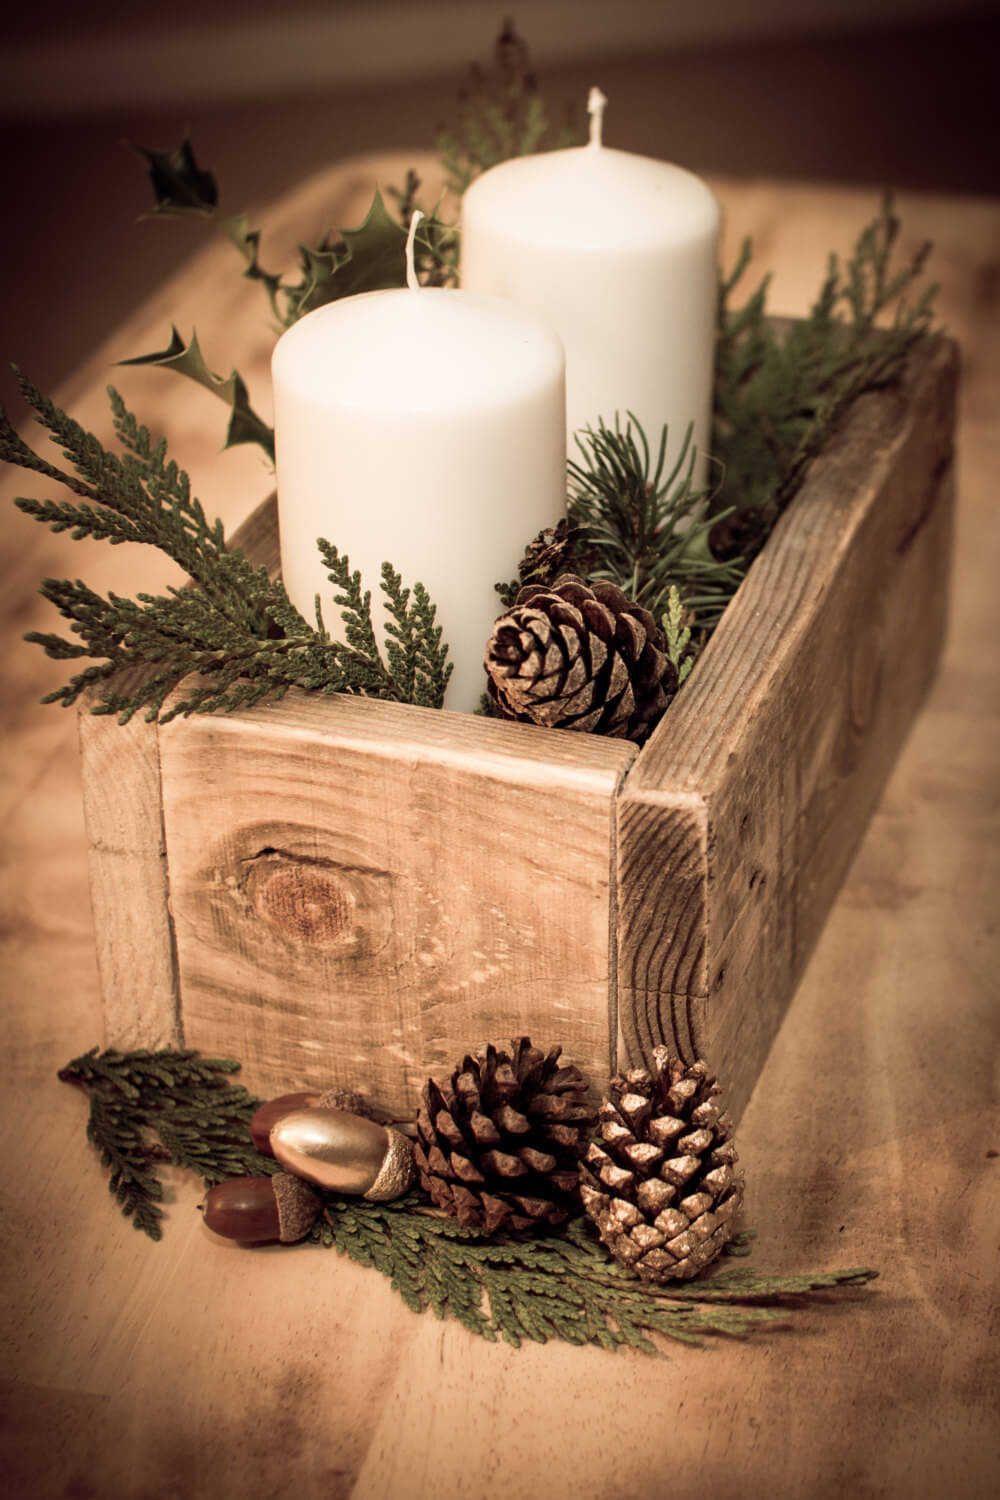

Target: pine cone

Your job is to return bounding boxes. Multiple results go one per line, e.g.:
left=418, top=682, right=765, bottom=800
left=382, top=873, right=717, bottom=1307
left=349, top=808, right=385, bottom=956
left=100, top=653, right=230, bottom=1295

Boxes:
left=485, top=574, right=675, bottom=743
left=414, top=1038, right=597, bottom=1235
left=579, top=1047, right=743, bottom=1282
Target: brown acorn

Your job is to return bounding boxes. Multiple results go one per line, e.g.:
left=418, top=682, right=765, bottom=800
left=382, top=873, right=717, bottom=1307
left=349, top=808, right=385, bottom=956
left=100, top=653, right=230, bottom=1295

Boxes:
left=202, top=1172, right=321, bottom=1243
left=250, top=1089, right=371, bottom=1155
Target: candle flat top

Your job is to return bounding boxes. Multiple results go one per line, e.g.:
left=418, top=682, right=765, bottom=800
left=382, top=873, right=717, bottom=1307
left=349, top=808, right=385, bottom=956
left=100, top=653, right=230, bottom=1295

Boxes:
left=272, top=287, right=565, bottom=412
left=462, top=146, right=719, bottom=250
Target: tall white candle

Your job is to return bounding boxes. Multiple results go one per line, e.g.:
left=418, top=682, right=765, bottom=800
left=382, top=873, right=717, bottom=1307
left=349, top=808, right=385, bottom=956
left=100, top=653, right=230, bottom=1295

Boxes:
left=460, top=89, right=721, bottom=478
left=272, top=215, right=566, bottom=713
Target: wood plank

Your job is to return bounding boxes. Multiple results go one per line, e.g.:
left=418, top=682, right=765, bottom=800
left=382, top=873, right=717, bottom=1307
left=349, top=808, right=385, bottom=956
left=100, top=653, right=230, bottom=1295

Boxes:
left=77, top=670, right=181, bottom=1050
left=157, top=691, right=635, bottom=1107
left=617, top=335, right=959, bottom=1119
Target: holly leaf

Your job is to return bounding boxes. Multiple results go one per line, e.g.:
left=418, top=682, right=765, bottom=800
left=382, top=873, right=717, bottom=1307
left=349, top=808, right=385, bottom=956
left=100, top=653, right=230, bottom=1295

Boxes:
left=119, top=327, right=274, bottom=461
left=291, top=190, right=409, bottom=319
left=131, top=138, right=218, bottom=217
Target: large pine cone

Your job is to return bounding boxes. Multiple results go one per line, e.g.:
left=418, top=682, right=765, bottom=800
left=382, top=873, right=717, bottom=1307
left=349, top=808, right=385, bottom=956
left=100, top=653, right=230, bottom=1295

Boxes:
left=579, top=1047, right=743, bottom=1282
left=414, top=1038, right=597, bottom=1235
left=485, top=574, right=675, bottom=743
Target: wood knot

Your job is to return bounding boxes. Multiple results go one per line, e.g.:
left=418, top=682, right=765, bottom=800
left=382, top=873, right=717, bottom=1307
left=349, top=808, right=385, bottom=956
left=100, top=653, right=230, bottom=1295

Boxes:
left=240, top=848, right=394, bottom=956
left=253, top=860, right=352, bottom=944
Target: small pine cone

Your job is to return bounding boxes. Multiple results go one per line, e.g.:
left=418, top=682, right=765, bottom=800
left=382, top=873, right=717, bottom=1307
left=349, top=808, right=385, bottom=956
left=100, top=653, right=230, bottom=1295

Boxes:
left=516, top=518, right=579, bottom=590
left=485, top=574, right=675, bottom=743
left=579, top=1047, right=744, bottom=1282
left=414, top=1037, right=597, bottom=1235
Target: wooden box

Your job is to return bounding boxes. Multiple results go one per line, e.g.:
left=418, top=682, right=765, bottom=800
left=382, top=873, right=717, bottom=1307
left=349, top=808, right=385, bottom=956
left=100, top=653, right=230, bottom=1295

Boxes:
left=79, top=337, right=958, bottom=1121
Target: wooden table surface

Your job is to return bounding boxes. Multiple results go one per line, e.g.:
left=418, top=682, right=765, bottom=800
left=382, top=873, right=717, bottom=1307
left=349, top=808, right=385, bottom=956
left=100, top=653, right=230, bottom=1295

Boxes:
left=1, top=154, right=997, bottom=1500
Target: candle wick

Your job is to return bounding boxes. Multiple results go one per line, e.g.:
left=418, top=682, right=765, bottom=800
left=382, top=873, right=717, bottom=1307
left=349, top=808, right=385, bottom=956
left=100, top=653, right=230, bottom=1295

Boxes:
left=406, top=210, right=424, bottom=292
left=587, top=87, right=608, bottom=149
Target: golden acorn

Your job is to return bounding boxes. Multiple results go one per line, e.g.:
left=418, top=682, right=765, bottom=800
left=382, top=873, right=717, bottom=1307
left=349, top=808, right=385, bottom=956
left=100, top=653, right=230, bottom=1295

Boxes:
left=268, top=1106, right=414, bottom=1201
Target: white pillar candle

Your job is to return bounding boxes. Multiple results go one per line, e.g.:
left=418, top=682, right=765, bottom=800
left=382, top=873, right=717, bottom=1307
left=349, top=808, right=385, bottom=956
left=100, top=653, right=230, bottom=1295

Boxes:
left=272, top=215, right=566, bottom=713
left=460, top=89, right=721, bottom=478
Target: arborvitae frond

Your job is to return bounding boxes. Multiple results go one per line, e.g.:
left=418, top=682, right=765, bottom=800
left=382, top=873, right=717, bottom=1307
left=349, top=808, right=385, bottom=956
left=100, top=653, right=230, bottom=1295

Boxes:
left=662, top=585, right=696, bottom=685
left=436, top=19, right=580, bottom=199
left=5, top=386, right=452, bottom=719
left=712, top=192, right=938, bottom=559
left=58, top=1048, right=277, bottom=1239
left=321, top=1197, right=878, bottom=1353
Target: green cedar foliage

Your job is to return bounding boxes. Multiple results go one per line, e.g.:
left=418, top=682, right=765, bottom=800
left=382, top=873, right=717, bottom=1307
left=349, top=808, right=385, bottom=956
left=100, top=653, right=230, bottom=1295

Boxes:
left=1, top=373, right=452, bottom=720
left=61, top=1046, right=878, bottom=1352
left=58, top=1047, right=276, bottom=1240
left=662, top=585, right=695, bottom=686
left=435, top=19, right=580, bottom=200
left=321, top=1200, right=877, bottom=1353
left=711, top=193, right=938, bottom=559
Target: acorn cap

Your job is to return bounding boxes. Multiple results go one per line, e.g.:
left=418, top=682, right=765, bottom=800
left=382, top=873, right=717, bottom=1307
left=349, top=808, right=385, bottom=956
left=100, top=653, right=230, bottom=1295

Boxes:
left=272, top=1171, right=322, bottom=1242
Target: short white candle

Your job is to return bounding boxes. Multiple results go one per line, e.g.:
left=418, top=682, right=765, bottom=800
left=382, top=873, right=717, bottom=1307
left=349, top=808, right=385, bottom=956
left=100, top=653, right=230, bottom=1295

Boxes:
left=460, top=88, right=721, bottom=478
left=272, top=215, right=566, bottom=713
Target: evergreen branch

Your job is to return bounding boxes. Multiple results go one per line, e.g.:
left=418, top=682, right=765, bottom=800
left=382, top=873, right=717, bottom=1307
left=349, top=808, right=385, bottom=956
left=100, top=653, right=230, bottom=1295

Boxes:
left=321, top=1197, right=878, bottom=1353
left=59, top=1047, right=277, bottom=1238
left=712, top=191, right=938, bottom=560
left=565, top=414, right=743, bottom=659
left=5, top=387, right=452, bottom=718
left=662, top=585, right=695, bottom=685
left=436, top=19, right=580, bottom=199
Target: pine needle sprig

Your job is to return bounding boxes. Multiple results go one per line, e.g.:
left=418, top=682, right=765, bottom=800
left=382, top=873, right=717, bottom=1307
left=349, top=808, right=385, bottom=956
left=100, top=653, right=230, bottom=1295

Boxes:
left=6, top=385, right=453, bottom=718
left=566, top=414, right=744, bottom=636
left=59, top=1048, right=277, bottom=1240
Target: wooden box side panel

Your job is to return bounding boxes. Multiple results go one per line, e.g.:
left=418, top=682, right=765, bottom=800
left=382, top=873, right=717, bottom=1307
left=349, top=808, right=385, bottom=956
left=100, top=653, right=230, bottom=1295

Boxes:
left=157, top=693, right=634, bottom=1109
left=615, top=793, right=711, bottom=1072
left=617, top=338, right=958, bottom=1118
left=78, top=674, right=181, bottom=1050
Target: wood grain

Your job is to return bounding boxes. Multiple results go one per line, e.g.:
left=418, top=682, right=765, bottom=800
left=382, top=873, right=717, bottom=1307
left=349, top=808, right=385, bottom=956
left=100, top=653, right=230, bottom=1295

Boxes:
left=616, top=335, right=958, bottom=1120
left=77, top=674, right=182, bottom=1050
left=1, top=159, right=997, bottom=1500
left=157, top=691, right=634, bottom=1108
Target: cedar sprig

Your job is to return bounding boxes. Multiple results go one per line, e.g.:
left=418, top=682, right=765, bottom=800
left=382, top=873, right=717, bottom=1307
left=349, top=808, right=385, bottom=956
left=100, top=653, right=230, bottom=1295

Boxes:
left=662, top=585, right=696, bottom=685
left=318, top=544, right=454, bottom=709
left=58, top=1048, right=277, bottom=1241
left=711, top=191, right=938, bottom=558
left=5, top=383, right=453, bottom=718
left=320, top=1196, right=878, bottom=1353
left=436, top=19, right=580, bottom=200
left=566, top=414, right=744, bottom=636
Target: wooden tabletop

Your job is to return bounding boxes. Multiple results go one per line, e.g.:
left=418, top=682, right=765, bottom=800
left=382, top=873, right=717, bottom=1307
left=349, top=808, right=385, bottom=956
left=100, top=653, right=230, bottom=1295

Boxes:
left=1, top=154, right=997, bottom=1500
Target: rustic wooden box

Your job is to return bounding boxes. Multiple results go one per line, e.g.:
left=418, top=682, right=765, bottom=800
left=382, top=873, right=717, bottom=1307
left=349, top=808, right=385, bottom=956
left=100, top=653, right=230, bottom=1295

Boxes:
left=79, top=337, right=958, bottom=1121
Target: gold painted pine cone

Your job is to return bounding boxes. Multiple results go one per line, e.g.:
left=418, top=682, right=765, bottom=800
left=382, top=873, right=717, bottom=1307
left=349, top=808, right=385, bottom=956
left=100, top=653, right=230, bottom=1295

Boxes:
left=414, top=1038, right=597, bottom=1235
left=485, top=574, right=676, bottom=743
left=579, top=1047, right=744, bottom=1282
